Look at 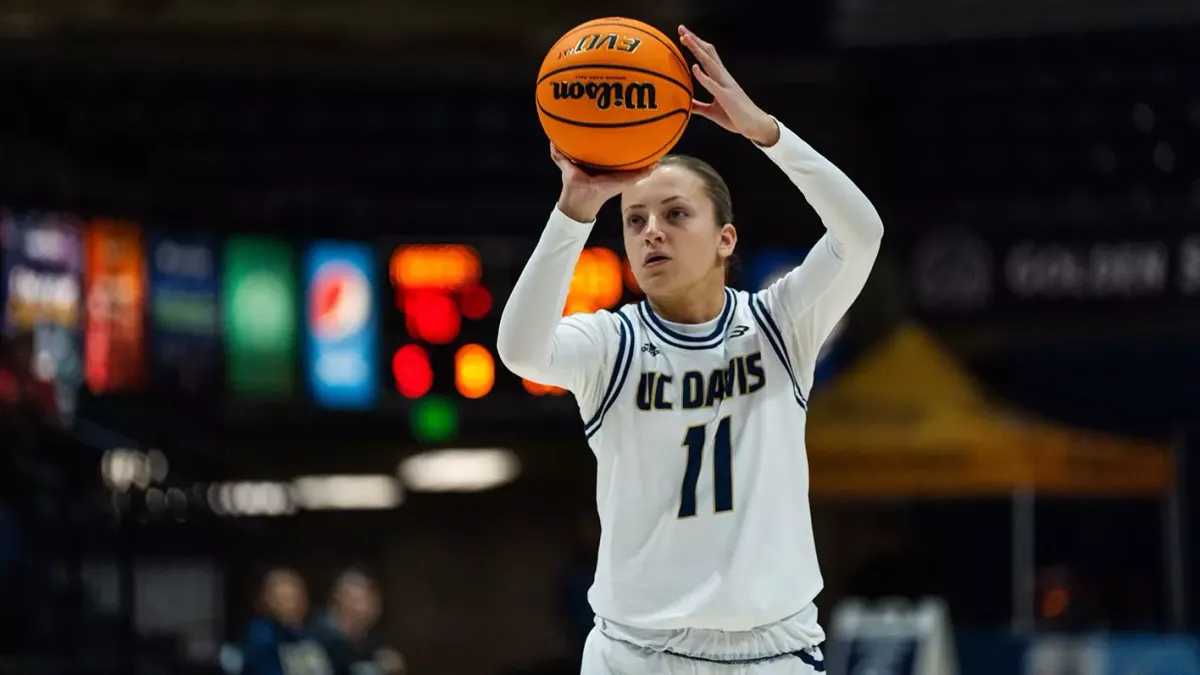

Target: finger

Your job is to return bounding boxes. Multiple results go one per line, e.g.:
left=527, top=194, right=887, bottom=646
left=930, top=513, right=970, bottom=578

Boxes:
left=692, top=63, right=722, bottom=95
left=680, top=25, right=721, bottom=64
left=682, top=37, right=730, bottom=88
left=690, top=103, right=731, bottom=132
left=679, top=31, right=720, bottom=72
left=550, top=143, right=578, bottom=172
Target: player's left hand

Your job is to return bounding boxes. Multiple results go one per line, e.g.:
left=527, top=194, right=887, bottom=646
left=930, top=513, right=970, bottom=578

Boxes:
left=679, top=25, right=780, bottom=147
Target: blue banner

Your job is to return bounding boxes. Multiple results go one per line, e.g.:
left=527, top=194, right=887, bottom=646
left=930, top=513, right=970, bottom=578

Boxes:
left=2, top=212, right=83, bottom=334
left=304, top=241, right=378, bottom=410
left=746, top=248, right=809, bottom=293
left=148, top=234, right=220, bottom=395
left=1025, top=634, right=1200, bottom=675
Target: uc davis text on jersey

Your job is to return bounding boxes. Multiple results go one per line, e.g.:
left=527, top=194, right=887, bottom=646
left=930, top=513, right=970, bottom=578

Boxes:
left=636, top=352, right=764, bottom=411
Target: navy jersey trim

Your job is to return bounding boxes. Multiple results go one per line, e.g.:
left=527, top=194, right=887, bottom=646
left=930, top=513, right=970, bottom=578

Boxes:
left=664, top=647, right=825, bottom=671
left=638, top=288, right=736, bottom=351
left=584, top=311, right=636, bottom=439
left=750, top=294, right=808, bottom=410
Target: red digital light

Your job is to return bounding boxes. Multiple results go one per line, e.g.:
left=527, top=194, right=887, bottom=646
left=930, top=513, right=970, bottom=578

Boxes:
left=455, top=343, right=495, bottom=399
left=392, top=344, right=433, bottom=398
left=390, top=244, right=481, bottom=292
left=459, top=284, right=492, bottom=320
left=405, top=291, right=461, bottom=344
left=563, top=247, right=625, bottom=315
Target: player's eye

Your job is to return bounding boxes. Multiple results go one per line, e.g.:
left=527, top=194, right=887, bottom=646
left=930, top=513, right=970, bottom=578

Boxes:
left=668, top=208, right=688, bottom=220
left=626, top=214, right=646, bottom=228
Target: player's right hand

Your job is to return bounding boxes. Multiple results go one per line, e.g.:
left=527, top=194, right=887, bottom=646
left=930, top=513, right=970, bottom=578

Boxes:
left=552, top=142, right=653, bottom=223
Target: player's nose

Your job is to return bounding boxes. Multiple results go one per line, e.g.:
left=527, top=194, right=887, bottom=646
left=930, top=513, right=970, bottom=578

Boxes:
left=643, top=215, right=665, bottom=240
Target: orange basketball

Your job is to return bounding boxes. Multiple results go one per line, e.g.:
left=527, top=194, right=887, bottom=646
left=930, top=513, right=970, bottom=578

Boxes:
left=536, top=18, right=693, bottom=171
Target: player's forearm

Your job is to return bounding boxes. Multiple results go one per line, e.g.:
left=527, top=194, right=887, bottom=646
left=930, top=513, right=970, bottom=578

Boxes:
left=758, top=119, right=884, bottom=252
left=496, top=206, right=592, bottom=375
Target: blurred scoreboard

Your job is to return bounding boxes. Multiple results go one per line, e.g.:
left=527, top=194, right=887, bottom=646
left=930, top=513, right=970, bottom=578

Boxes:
left=0, top=205, right=822, bottom=438
left=379, top=237, right=643, bottom=432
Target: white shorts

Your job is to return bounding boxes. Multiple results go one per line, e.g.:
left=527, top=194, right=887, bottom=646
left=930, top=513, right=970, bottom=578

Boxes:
left=582, top=605, right=826, bottom=675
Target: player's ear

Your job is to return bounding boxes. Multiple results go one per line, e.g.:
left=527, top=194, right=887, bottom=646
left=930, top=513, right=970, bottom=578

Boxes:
left=718, top=223, right=737, bottom=258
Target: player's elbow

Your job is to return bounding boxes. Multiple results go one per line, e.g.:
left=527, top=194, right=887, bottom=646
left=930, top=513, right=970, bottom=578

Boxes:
left=496, top=316, right=543, bottom=377
left=495, top=325, right=523, bottom=373
left=496, top=341, right=534, bottom=378
left=849, top=211, right=884, bottom=250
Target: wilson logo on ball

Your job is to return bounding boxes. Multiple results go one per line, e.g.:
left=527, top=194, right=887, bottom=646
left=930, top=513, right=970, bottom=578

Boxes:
left=551, top=81, right=658, bottom=111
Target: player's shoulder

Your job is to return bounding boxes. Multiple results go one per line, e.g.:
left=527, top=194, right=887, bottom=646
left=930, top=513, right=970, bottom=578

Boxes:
left=727, top=286, right=767, bottom=323
left=737, top=282, right=786, bottom=322
left=731, top=285, right=759, bottom=305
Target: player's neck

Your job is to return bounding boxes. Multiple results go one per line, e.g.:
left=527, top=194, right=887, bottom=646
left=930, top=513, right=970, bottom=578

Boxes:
left=647, top=282, right=726, bottom=325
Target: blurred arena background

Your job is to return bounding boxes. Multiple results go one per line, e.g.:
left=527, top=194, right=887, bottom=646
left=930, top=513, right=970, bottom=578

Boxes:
left=0, top=0, right=1198, bottom=673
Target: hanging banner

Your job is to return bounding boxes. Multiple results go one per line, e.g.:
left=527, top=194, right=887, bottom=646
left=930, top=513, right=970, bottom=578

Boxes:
left=83, top=219, right=147, bottom=393
left=222, top=236, right=297, bottom=399
left=911, top=229, right=1199, bottom=316
left=148, top=233, right=220, bottom=395
left=0, top=211, right=84, bottom=420
left=304, top=241, right=379, bottom=410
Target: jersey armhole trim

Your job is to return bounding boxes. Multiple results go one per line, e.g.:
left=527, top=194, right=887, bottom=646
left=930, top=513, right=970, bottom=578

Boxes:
left=584, top=311, right=636, bottom=438
left=750, top=293, right=809, bottom=410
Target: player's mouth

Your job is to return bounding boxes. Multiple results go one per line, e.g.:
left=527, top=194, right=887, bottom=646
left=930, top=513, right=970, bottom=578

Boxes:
left=644, top=252, right=671, bottom=267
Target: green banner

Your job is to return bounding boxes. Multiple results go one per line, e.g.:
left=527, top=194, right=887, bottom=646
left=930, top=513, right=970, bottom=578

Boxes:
left=223, top=237, right=297, bottom=398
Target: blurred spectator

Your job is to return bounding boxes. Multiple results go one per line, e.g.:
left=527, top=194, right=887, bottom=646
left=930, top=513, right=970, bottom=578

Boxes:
left=311, top=569, right=404, bottom=675
left=241, top=568, right=333, bottom=675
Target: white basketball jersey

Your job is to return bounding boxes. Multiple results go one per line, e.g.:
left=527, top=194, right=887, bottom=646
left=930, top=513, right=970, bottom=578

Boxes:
left=573, top=285, right=824, bottom=633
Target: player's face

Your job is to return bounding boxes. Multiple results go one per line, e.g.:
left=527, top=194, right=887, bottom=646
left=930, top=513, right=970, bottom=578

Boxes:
left=620, top=165, right=736, bottom=298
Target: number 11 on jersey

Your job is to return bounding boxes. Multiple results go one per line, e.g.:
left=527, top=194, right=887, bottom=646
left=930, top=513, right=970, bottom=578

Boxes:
left=678, top=415, right=733, bottom=518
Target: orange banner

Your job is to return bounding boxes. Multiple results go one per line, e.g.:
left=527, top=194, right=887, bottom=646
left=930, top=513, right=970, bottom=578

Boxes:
left=84, top=219, right=147, bottom=393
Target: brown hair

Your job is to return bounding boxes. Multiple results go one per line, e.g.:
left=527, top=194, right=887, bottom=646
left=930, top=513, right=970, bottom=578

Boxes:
left=658, top=154, right=738, bottom=282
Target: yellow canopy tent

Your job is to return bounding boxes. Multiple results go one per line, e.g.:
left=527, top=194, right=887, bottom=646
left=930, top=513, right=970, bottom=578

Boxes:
left=806, top=323, right=1172, bottom=499
left=805, top=323, right=1179, bottom=632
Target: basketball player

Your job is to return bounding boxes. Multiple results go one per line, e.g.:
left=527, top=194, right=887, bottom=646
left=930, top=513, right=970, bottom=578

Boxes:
left=497, top=25, right=883, bottom=674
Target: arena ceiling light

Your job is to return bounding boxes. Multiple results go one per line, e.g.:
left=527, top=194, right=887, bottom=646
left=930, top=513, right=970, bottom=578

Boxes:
left=205, top=475, right=403, bottom=517
left=207, top=481, right=294, bottom=518
left=292, top=474, right=404, bottom=511
left=101, top=448, right=169, bottom=492
left=398, top=448, right=520, bottom=493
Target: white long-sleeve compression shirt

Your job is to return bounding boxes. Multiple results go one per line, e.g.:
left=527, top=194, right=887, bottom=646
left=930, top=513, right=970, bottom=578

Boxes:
left=496, top=118, right=883, bottom=404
